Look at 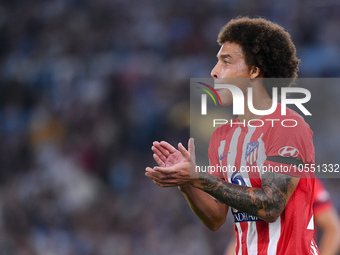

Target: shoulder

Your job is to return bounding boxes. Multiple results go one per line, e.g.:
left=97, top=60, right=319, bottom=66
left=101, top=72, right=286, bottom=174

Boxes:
left=211, top=121, right=233, bottom=139
left=269, top=106, right=313, bottom=136
left=284, top=107, right=310, bottom=126
left=209, top=121, right=235, bottom=152
left=263, top=106, right=315, bottom=164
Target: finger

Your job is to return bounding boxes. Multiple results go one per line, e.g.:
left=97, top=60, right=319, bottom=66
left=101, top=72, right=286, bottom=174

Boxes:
left=152, top=144, right=167, bottom=162
left=145, top=166, right=154, bottom=171
left=153, top=166, right=175, bottom=175
left=153, top=180, right=178, bottom=187
left=159, top=141, right=178, bottom=154
left=153, top=141, right=171, bottom=157
left=188, top=138, right=195, bottom=155
left=154, top=178, right=192, bottom=187
left=146, top=166, right=162, bottom=176
left=153, top=153, right=165, bottom=167
left=178, top=142, right=190, bottom=160
left=145, top=166, right=156, bottom=175
left=146, top=168, right=190, bottom=187
left=145, top=167, right=165, bottom=182
left=152, top=175, right=185, bottom=185
left=146, top=167, right=176, bottom=181
left=146, top=170, right=178, bottom=186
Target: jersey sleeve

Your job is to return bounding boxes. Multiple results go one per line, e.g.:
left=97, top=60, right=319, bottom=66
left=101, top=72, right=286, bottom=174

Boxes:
left=264, top=115, right=315, bottom=178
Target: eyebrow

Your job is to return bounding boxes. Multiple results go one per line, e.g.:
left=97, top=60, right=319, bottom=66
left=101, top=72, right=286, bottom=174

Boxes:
left=217, top=54, right=233, bottom=60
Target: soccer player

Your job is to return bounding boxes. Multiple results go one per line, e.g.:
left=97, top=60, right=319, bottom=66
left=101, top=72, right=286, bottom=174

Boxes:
left=145, top=17, right=319, bottom=254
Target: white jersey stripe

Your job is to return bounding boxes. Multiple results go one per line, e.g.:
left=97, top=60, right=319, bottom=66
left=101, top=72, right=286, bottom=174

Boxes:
left=247, top=222, right=258, bottom=255
left=218, top=140, right=227, bottom=180
left=257, top=134, right=266, bottom=179
left=268, top=216, right=281, bottom=255
left=236, top=223, right=243, bottom=255
left=226, top=127, right=242, bottom=181
left=240, top=126, right=257, bottom=187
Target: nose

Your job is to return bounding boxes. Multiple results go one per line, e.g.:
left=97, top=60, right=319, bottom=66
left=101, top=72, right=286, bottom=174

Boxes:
left=211, top=63, right=218, bottom=78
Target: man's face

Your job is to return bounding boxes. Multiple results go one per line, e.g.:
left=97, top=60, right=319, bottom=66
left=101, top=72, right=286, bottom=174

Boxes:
left=211, top=42, right=251, bottom=106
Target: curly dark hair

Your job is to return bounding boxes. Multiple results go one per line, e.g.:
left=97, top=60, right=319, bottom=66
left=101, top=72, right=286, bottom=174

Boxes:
left=217, top=17, right=300, bottom=91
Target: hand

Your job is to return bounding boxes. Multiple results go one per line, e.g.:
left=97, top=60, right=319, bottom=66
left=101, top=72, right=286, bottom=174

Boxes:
left=145, top=138, right=197, bottom=187
left=151, top=141, right=185, bottom=167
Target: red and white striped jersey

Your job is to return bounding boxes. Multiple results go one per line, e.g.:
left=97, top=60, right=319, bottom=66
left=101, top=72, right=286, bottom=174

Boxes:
left=208, top=104, right=319, bottom=255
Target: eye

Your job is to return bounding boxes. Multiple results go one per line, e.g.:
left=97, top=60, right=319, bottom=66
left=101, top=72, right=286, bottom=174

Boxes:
left=224, top=60, right=230, bottom=65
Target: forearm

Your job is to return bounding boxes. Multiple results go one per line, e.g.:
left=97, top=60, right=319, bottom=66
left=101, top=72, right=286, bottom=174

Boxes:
left=317, top=208, right=340, bottom=255
left=192, top=172, right=294, bottom=223
left=319, top=229, right=340, bottom=255
left=179, top=184, right=228, bottom=231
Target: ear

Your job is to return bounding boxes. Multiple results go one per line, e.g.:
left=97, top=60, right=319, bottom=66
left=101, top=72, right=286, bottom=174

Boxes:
left=249, top=66, right=261, bottom=79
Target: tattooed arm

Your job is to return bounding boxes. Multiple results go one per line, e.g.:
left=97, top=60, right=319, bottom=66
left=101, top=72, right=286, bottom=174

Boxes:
left=146, top=139, right=298, bottom=226
left=191, top=171, right=299, bottom=223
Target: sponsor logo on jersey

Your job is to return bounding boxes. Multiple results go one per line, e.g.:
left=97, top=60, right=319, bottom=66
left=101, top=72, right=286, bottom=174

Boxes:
left=231, top=171, right=246, bottom=186
left=233, top=212, right=262, bottom=222
left=219, top=152, right=229, bottom=161
left=245, top=142, right=259, bottom=165
left=278, top=146, right=299, bottom=157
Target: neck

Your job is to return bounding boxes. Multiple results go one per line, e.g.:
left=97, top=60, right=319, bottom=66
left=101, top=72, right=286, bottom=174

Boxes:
left=238, top=80, right=273, bottom=122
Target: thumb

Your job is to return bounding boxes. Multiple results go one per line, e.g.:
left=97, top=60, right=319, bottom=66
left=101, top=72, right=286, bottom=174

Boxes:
left=188, top=138, right=195, bottom=155
left=178, top=142, right=190, bottom=160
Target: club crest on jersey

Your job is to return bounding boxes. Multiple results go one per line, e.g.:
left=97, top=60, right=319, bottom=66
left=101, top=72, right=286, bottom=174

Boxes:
left=278, top=146, right=299, bottom=157
left=245, top=142, right=259, bottom=166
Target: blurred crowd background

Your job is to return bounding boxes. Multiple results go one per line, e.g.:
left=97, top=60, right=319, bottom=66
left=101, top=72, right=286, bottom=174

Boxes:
left=0, top=0, right=339, bottom=254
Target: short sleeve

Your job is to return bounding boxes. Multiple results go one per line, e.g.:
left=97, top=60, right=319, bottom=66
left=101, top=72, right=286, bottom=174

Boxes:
left=264, top=115, right=315, bottom=177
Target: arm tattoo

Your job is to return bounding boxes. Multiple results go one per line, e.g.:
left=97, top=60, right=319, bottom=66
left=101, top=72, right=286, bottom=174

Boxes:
left=198, top=171, right=297, bottom=222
